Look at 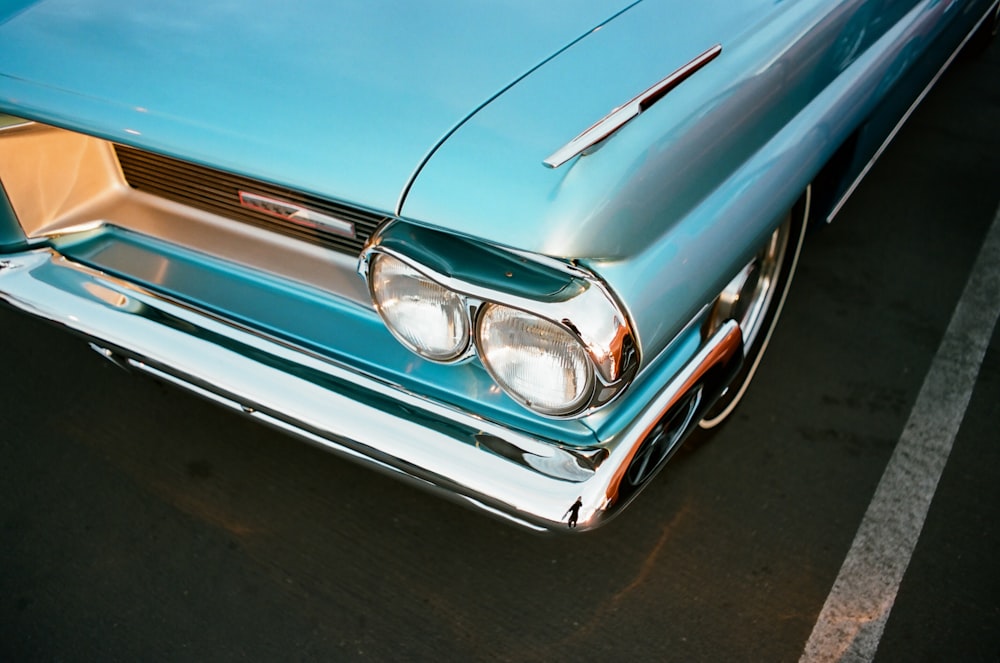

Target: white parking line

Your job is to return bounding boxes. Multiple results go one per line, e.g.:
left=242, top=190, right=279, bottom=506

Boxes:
left=800, top=201, right=1000, bottom=663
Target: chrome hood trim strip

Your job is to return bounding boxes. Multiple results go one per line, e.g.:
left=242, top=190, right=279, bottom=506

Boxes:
left=543, top=44, right=722, bottom=168
left=0, top=249, right=741, bottom=531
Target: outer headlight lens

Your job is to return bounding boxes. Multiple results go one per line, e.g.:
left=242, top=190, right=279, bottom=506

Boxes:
left=476, top=304, right=595, bottom=416
left=369, top=254, right=470, bottom=361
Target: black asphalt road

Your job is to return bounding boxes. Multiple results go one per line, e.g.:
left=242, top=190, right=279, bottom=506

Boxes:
left=2, top=39, right=998, bottom=663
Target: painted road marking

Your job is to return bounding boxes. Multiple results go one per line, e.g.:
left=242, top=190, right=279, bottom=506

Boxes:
left=800, top=201, right=1000, bottom=663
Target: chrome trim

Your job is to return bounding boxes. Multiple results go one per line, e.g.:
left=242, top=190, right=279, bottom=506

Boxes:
left=114, top=144, right=381, bottom=255
left=826, top=1, right=998, bottom=223
left=367, top=252, right=475, bottom=363
left=0, top=117, right=34, bottom=132
left=237, top=191, right=356, bottom=238
left=359, top=223, right=640, bottom=417
left=0, top=248, right=741, bottom=531
left=543, top=44, right=723, bottom=168
left=0, top=122, right=374, bottom=306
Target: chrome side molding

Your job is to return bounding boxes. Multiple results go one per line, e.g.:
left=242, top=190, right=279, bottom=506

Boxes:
left=544, top=44, right=723, bottom=168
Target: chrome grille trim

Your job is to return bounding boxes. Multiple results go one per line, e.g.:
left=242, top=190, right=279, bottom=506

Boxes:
left=115, top=145, right=388, bottom=256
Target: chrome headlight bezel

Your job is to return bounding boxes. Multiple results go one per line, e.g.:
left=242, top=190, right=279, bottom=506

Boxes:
left=359, top=224, right=640, bottom=418
left=475, top=302, right=597, bottom=417
left=366, top=252, right=473, bottom=362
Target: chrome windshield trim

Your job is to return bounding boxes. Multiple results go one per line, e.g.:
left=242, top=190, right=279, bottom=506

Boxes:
left=0, top=248, right=741, bottom=531
left=543, top=44, right=722, bottom=168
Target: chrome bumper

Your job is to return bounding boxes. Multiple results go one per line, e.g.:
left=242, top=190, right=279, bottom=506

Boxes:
left=0, top=249, right=743, bottom=532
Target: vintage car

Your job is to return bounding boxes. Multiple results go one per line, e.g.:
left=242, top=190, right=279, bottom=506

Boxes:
left=0, top=0, right=996, bottom=531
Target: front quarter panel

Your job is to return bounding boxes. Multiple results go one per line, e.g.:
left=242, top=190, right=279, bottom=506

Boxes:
left=402, top=0, right=984, bottom=363
left=400, top=0, right=857, bottom=259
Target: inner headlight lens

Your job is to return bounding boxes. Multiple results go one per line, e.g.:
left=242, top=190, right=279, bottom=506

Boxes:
left=476, top=304, right=594, bottom=416
left=369, top=254, right=470, bottom=361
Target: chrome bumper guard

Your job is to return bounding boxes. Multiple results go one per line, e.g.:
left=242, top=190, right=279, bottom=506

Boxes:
left=0, top=249, right=743, bottom=532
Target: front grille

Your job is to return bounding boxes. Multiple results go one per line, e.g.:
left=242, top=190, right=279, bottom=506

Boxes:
left=115, top=145, right=387, bottom=256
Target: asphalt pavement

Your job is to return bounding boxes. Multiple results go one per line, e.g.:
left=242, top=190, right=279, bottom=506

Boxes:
left=1, top=33, right=998, bottom=663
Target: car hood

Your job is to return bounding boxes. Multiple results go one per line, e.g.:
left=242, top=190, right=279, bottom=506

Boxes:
left=403, top=0, right=830, bottom=259
left=0, top=0, right=638, bottom=214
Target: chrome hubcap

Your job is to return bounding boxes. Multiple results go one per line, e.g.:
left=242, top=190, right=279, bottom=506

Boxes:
left=708, top=217, right=790, bottom=350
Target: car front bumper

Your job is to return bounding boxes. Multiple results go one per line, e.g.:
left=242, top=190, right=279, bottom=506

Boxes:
left=0, top=248, right=742, bottom=532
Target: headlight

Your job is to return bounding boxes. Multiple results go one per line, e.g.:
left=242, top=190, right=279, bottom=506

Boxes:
left=476, top=304, right=594, bottom=416
left=361, top=222, right=640, bottom=418
left=369, top=253, right=470, bottom=361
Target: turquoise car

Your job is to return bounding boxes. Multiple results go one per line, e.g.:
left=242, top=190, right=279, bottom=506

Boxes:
left=1, top=0, right=996, bottom=531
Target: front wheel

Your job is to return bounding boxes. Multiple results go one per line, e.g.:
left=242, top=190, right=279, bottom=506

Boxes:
left=698, top=188, right=810, bottom=429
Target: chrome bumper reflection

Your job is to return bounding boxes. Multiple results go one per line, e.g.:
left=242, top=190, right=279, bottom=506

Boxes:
left=0, top=249, right=742, bottom=532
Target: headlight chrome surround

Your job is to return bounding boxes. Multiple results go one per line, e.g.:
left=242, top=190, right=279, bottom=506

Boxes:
left=359, top=223, right=639, bottom=418
left=476, top=303, right=596, bottom=416
left=368, top=253, right=471, bottom=362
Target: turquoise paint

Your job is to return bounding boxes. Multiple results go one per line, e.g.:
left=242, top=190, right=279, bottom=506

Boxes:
left=404, top=0, right=988, bottom=361
left=0, top=0, right=635, bottom=214
left=0, top=182, right=25, bottom=251
left=0, top=0, right=989, bottom=440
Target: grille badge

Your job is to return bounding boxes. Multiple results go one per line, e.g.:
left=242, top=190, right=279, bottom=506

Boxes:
left=238, top=191, right=356, bottom=238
